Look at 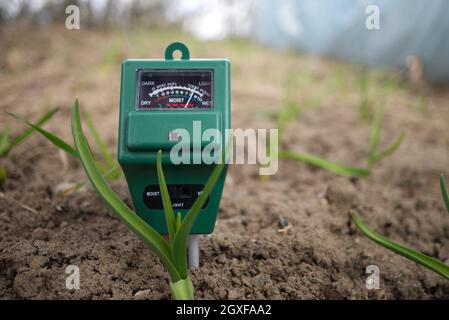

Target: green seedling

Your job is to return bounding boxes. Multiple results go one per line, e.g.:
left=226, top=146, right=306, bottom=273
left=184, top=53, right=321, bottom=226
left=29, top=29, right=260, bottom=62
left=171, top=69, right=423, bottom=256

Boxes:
left=279, top=150, right=370, bottom=178
left=273, top=69, right=405, bottom=178
left=8, top=107, right=123, bottom=193
left=367, top=100, right=405, bottom=169
left=358, top=69, right=373, bottom=121
left=351, top=174, right=449, bottom=280
left=83, top=111, right=121, bottom=180
left=440, top=174, right=449, bottom=214
left=271, top=74, right=370, bottom=179
left=0, top=108, right=59, bottom=183
left=71, top=100, right=225, bottom=299
left=277, top=72, right=325, bottom=135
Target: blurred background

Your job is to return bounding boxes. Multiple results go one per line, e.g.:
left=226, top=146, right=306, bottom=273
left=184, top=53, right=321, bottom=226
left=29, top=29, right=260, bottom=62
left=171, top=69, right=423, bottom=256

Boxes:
left=1, top=0, right=449, bottom=83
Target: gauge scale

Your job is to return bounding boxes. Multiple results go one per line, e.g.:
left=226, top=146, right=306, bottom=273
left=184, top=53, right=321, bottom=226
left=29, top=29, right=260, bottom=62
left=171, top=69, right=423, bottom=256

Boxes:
left=136, top=69, right=213, bottom=109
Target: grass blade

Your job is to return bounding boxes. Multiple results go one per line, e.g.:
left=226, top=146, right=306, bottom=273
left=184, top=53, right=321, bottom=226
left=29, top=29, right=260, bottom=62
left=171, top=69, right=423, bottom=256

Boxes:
left=8, top=107, right=59, bottom=150
left=171, top=162, right=226, bottom=279
left=351, top=212, right=449, bottom=280
left=374, top=132, right=405, bottom=164
left=0, top=166, right=5, bottom=183
left=0, top=125, right=10, bottom=157
left=71, top=99, right=181, bottom=282
left=175, top=212, right=182, bottom=233
left=358, top=70, right=373, bottom=121
left=368, top=101, right=385, bottom=167
left=440, top=174, right=449, bottom=215
left=58, top=166, right=122, bottom=197
left=8, top=111, right=79, bottom=159
left=156, top=150, right=176, bottom=242
left=279, top=150, right=370, bottom=178
left=83, top=111, right=117, bottom=171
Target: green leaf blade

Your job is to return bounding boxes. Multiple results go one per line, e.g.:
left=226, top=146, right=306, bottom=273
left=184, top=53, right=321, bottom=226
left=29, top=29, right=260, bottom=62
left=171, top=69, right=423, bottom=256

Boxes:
left=352, top=213, right=449, bottom=280
left=0, top=125, right=10, bottom=157
left=9, top=107, right=59, bottom=151
left=440, top=174, right=449, bottom=215
left=0, top=166, right=6, bottom=184
left=70, top=99, right=181, bottom=282
left=83, top=111, right=119, bottom=176
left=8, top=111, right=79, bottom=159
left=374, top=132, right=405, bottom=164
left=175, top=212, right=182, bottom=233
left=279, top=150, right=370, bottom=178
left=156, top=150, right=176, bottom=242
left=368, top=101, right=385, bottom=167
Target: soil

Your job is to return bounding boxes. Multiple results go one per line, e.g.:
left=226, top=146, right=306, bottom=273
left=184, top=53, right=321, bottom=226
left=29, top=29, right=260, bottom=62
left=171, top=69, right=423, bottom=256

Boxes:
left=1, top=25, right=449, bottom=299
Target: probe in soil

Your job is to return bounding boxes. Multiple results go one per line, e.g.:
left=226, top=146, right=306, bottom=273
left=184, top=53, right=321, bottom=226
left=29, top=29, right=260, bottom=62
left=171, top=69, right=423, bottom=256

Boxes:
left=188, top=235, right=200, bottom=268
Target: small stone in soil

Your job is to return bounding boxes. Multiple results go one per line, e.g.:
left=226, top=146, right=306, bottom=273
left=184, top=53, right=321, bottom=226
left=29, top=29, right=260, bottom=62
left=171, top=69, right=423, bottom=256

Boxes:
left=134, top=289, right=151, bottom=299
left=277, top=215, right=292, bottom=233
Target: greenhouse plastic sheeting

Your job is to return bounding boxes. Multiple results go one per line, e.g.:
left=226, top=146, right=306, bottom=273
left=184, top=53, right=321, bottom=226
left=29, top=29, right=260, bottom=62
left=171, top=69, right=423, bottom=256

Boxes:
left=252, top=0, right=449, bottom=83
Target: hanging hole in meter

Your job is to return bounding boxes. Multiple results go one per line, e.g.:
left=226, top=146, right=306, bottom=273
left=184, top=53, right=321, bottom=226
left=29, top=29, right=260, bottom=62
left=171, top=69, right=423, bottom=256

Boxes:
left=136, top=69, right=214, bottom=110
left=172, top=50, right=182, bottom=59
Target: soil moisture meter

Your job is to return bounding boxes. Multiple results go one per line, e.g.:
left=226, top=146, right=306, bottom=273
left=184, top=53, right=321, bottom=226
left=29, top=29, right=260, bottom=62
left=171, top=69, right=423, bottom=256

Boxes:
left=118, top=42, right=230, bottom=236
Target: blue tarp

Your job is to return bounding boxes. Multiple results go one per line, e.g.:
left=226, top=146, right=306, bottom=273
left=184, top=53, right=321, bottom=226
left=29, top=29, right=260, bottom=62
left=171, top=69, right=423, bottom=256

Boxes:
left=252, top=0, right=449, bottom=83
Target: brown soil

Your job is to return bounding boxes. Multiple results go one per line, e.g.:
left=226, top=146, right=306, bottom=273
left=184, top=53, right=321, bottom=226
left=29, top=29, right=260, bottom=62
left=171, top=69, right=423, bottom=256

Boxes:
left=1, top=25, right=449, bottom=299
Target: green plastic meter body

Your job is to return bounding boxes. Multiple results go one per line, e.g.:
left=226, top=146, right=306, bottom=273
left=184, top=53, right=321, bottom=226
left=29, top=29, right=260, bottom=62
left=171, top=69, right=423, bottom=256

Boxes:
left=118, top=43, right=230, bottom=234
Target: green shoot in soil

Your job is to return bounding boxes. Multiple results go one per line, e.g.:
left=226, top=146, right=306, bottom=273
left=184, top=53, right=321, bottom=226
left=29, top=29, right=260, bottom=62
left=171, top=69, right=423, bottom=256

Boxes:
left=71, top=99, right=225, bottom=299
left=279, top=150, right=370, bottom=178
left=83, top=111, right=122, bottom=179
left=273, top=74, right=370, bottom=178
left=351, top=174, right=449, bottom=280
left=0, top=107, right=59, bottom=183
left=274, top=69, right=405, bottom=178
left=440, top=174, right=449, bottom=215
left=358, top=69, right=373, bottom=121
left=367, top=101, right=405, bottom=168
left=8, top=111, right=79, bottom=158
left=9, top=105, right=122, bottom=192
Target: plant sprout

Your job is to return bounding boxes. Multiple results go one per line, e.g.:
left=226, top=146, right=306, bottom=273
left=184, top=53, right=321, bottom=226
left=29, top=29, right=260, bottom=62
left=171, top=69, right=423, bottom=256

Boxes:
left=367, top=100, right=405, bottom=169
left=9, top=106, right=122, bottom=193
left=271, top=69, right=406, bottom=178
left=0, top=108, right=59, bottom=183
left=71, top=99, right=225, bottom=299
left=279, top=150, right=370, bottom=178
left=351, top=174, right=449, bottom=280
left=358, top=69, right=373, bottom=122
left=273, top=74, right=370, bottom=178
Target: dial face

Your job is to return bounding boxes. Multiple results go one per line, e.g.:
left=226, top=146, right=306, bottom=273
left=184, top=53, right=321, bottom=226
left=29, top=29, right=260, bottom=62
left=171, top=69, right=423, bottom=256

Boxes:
left=136, top=69, right=213, bottom=110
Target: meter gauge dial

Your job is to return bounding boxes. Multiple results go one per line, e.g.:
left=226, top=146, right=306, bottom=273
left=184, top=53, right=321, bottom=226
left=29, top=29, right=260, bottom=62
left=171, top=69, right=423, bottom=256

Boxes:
left=136, top=69, right=213, bottom=110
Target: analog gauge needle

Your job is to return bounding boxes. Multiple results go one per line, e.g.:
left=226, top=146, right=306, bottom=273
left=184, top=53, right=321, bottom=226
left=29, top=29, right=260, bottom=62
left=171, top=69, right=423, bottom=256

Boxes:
left=184, top=91, right=194, bottom=108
